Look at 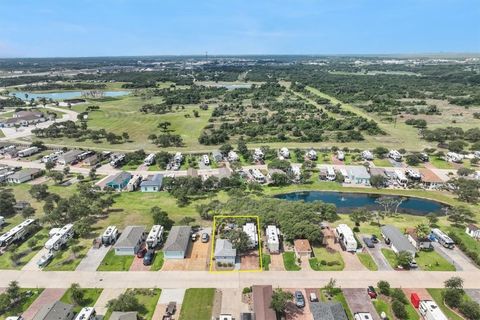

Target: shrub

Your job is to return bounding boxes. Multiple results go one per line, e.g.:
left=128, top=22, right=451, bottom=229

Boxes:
left=390, top=288, right=408, bottom=305
left=459, top=300, right=480, bottom=320
left=392, top=300, right=408, bottom=319
left=444, top=288, right=463, bottom=308
left=242, top=287, right=252, bottom=294
left=377, top=281, right=391, bottom=296
left=320, top=260, right=327, bottom=266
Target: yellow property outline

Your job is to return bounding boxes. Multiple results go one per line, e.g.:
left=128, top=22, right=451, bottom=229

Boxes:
left=209, top=215, right=263, bottom=273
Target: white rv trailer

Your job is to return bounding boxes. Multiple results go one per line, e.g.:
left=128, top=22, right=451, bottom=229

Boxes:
left=144, top=153, right=156, bottom=166
left=306, top=149, right=317, bottom=160
left=74, top=307, right=97, bottom=320
left=173, top=152, right=183, bottom=163
left=361, top=150, right=374, bottom=161
left=335, top=224, right=357, bottom=252
left=279, top=147, right=290, bottom=159
left=0, top=219, right=36, bottom=248
left=339, top=168, right=351, bottom=183
left=17, top=147, right=39, bottom=158
left=325, top=166, right=336, bottom=181
left=405, top=168, right=421, bottom=180
left=45, top=223, right=74, bottom=251
left=253, top=148, right=264, bottom=161
left=336, top=151, right=345, bottom=161
left=126, top=175, right=142, bottom=192
left=446, top=152, right=463, bottom=163
left=394, top=169, right=408, bottom=186
left=354, top=313, right=373, bottom=320
left=101, top=226, right=118, bottom=246
left=78, top=150, right=94, bottom=160
left=250, top=169, right=266, bottom=183
left=266, top=225, right=280, bottom=253
left=202, top=155, right=210, bottom=165
left=243, top=223, right=258, bottom=248
left=42, top=151, right=63, bottom=163
left=146, top=225, right=164, bottom=249
left=227, top=150, right=239, bottom=162
left=389, top=150, right=402, bottom=161
left=419, top=300, right=448, bottom=320
left=431, top=228, right=455, bottom=249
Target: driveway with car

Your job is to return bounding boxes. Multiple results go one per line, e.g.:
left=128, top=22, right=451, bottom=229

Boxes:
left=343, top=288, right=380, bottom=320
left=362, top=237, right=392, bottom=271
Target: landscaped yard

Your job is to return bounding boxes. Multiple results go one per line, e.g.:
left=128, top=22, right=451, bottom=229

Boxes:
left=0, top=289, right=44, bottom=320
left=150, top=251, right=164, bottom=271
left=0, top=229, right=49, bottom=270
left=43, top=238, right=91, bottom=271
left=261, top=253, right=271, bottom=271
left=179, top=288, right=215, bottom=320
left=416, top=250, right=455, bottom=271
left=309, top=246, right=344, bottom=271
left=282, top=252, right=301, bottom=271
left=381, top=248, right=398, bottom=269
left=97, top=249, right=134, bottom=271
left=427, top=289, right=464, bottom=320
left=357, top=252, right=378, bottom=271
left=372, top=159, right=393, bottom=167
left=429, top=157, right=454, bottom=169
left=372, top=296, right=394, bottom=320
left=104, top=288, right=161, bottom=320
left=60, top=288, right=103, bottom=313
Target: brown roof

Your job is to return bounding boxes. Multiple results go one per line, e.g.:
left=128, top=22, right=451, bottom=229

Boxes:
left=252, top=285, right=276, bottom=320
left=405, top=227, right=430, bottom=242
left=419, top=168, right=444, bottom=183
left=294, top=239, right=312, bottom=253
left=468, top=224, right=479, bottom=232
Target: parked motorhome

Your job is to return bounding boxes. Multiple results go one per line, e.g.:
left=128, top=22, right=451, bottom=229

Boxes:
left=101, top=226, right=118, bottom=246
left=306, top=149, right=317, bottom=160
left=418, top=300, right=447, bottom=320
left=126, top=175, right=142, bottom=192
left=74, top=307, right=96, bottom=320
left=250, top=168, right=266, bottom=183
left=389, top=150, right=402, bottom=161
left=146, top=225, right=164, bottom=249
left=253, top=148, right=264, bottom=161
left=109, top=153, right=125, bottom=168
left=431, top=228, right=455, bottom=249
left=336, top=151, right=345, bottom=161
left=405, top=168, right=421, bottom=180
left=394, top=169, right=408, bottom=186
left=144, top=153, right=156, bottom=166
left=279, top=147, right=290, bottom=159
left=266, top=225, right=280, bottom=253
left=78, top=150, right=94, bottom=161
left=227, top=150, right=239, bottom=162
left=243, top=223, right=259, bottom=249
left=18, top=147, right=39, bottom=158
left=0, top=219, right=36, bottom=248
left=339, top=168, right=350, bottom=183
left=354, top=313, right=373, bottom=320
left=202, top=155, right=210, bottom=165
left=361, top=150, right=374, bottom=161
left=325, top=166, right=336, bottom=181
left=45, top=224, right=74, bottom=251
left=446, top=152, right=463, bottom=163
left=42, top=151, right=63, bottom=163
left=335, top=224, right=357, bottom=252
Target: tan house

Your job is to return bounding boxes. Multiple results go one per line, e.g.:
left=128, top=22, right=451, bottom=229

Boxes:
left=294, top=239, right=312, bottom=258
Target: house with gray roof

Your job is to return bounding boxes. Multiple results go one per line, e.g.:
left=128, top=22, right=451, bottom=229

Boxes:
left=214, top=239, right=236, bottom=265
left=7, top=168, right=42, bottom=184
left=310, top=302, right=348, bottom=320
left=113, top=226, right=146, bottom=255
left=33, top=301, right=75, bottom=320
left=57, top=150, right=83, bottom=165
left=381, top=225, right=416, bottom=257
left=110, top=312, right=138, bottom=320
left=105, top=171, right=132, bottom=191
left=140, top=174, right=163, bottom=192
left=212, top=150, right=224, bottom=162
left=347, top=166, right=371, bottom=185
left=164, top=226, right=191, bottom=259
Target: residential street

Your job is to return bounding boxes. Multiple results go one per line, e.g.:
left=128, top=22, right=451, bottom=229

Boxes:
left=1, top=270, right=480, bottom=289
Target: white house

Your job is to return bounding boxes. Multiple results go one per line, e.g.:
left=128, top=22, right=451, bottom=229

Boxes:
left=465, top=224, right=480, bottom=239
left=266, top=225, right=280, bottom=253
left=347, top=166, right=370, bottom=185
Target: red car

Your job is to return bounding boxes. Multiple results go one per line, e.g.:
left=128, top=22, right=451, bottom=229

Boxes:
left=367, top=286, right=377, bottom=299
left=136, top=247, right=147, bottom=258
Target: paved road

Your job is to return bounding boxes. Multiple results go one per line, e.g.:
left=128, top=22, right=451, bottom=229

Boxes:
left=1, top=270, right=480, bottom=289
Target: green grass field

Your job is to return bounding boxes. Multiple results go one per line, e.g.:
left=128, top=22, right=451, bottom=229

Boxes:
left=282, top=252, right=301, bottom=271
left=427, top=289, right=464, bottom=320
left=43, top=238, right=91, bottom=271
left=0, top=289, right=44, bottom=320
left=104, top=288, right=161, bottom=320
left=415, top=250, right=456, bottom=271
left=60, top=288, right=103, bottom=313
left=372, top=296, right=394, bottom=320
left=179, top=288, right=215, bottom=320
left=357, top=252, right=378, bottom=271
left=381, top=248, right=398, bottom=269
left=430, top=157, right=454, bottom=169
left=0, top=229, right=49, bottom=270
left=262, top=253, right=271, bottom=271
left=150, top=251, right=164, bottom=271
left=97, top=249, right=134, bottom=271
left=309, top=246, right=345, bottom=271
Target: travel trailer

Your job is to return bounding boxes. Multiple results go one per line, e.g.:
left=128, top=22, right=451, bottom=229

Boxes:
left=227, top=150, right=239, bottom=162
left=431, top=228, right=455, bottom=249
left=361, top=150, right=374, bottom=161
left=250, top=168, right=266, bottom=183
left=419, top=300, right=447, bottom=320
left=144, top=153, right=156, bottom=166
left=335, top=224, right=357, bottom=252
left=336, top=151, right=345, bottom=161
left=17, top=147, right=39, bottom=158
left=74, top=307, right=97, bottom=320
left=266, top=225, right=280, bottom=253
left=394, top=169, right=408, bottom=186
left=253, top=148, right=264, bottom=161
left=202, top=155, right=210, bottom=165
left=101, top=226, right=118, bottom=246
left=45, top=224, right=74, bottom=251
left=388, top=150, right=402, bottom=161
left=405, top=168, right=421, bottom=180
left=146, top=225, right=164, bottom=249
left=306, top=149, right=317, bottom=160
left=0, top=219, right=36, bottom=248
left=325, top=166, right=336, bottom=181
left=446, top=152, right=463, bottom=163
left=279, top=147, right=290, bottom=159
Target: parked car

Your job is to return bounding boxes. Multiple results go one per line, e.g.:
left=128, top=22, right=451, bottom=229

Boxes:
left=309, top=292, right=318, bottom=302
left=294, top=291, right=305, bottom=308
left=36, top=252, right=54, bottom=267
left=367, top=286, right=377, bottom=299
left=143, top=249, right=155, bottom=266
left=371, top=235, right=379, bottom=243
left=409, top=260, right=418, bottom=269
left=363, top=237, right=375, bottom=248
left=201, top=233, right=209, bottom=243
left=137, top=247, right=147, bottom=258
left=191, top=233, right=197, bottom=241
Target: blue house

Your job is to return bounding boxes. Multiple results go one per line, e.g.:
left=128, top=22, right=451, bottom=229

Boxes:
left=214, top=239, right=236, bottom=265
left=140, top=174, right=163, bottom=192
left=105, top=171, right=132, bottom=191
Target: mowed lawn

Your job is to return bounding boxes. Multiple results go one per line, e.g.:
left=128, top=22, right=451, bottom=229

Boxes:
left=60, top=288, right=103, bottom=313
left=179, top=288, right=215, bottom=320
left=97, top=249, right=134, bottom=271
left=309, top=246, right=345, bottom=271
left=39, top=95, right=213, bottom=151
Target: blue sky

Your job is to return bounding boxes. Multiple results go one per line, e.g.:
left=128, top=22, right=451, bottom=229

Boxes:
left=0, top=0, right=478, bottom=57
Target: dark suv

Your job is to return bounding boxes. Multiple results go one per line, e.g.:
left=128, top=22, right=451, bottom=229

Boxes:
left=143, top=249, right=155, bottom=266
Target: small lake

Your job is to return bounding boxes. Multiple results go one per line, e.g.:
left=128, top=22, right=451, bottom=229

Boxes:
left=10, top=91, right=130, bottom=100
left=274, top=191, right=448, bottom=216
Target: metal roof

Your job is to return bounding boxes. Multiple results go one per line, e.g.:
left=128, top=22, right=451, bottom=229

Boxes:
left=114, top=226, right=145, bottom=248
left=310, top=302, right=348, bottom=320
left=164, top=226, right=191, bottom=252
left=381, top=225, right=416, bottom=253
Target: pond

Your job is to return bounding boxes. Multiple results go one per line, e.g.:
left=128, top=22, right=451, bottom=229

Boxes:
left=10, top=91, right=130, bottom=100
left=274, top=191, right=448, bottom=216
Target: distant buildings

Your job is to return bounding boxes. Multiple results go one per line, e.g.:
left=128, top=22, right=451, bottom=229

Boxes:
left=0, top=110, right=48, bottom=128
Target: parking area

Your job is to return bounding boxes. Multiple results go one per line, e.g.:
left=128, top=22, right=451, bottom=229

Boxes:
left=362, top=237, right=392, bottom=271
left=324, top=229, right=365, bottom=271
left=240, top=251, right=260, bottom=270
left=343, top=288, right=380, bottom=320
left=130, top=255, right=151, bottom=271
left=162, top=239, right=210, bottom=271
left=75, top=245, right=110, bottom=271
left=269, top=254, right=285, bottom=271
left=433, top=242, right=478, bottom=271
left=219, top=288, right=242, bottom=317
left=152, top=288, right=185, bottom=319
left=22, top=288, right=66, bottom=320
left=284, top=288, right=313, bottom=320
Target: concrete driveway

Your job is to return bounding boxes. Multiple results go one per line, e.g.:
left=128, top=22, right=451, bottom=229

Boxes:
left=343, top=288, right=380, bottom=320
left=269, top=254, right=285, bottom=271
left=219, top=288, right=241, bottom=318
left=22, top=288, right=66, bottom=320
left=364, top=241, right=392, bottom=271
left=284, top=288, right=313, bottom=320
left=94, top=288, right=125, bottom=317
left=433, top=242, right=478, bottom=271
left=466, top=289, right=480, bottom=304
left=22, top=248, right=48, bottom=271
left=75, top=245, right=110, bottom=271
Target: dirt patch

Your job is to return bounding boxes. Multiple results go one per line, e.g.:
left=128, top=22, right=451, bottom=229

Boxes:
left=162, top=240, right=210, bottom=271
left=240, top=251, right=260, bottom=270
left=269, top=254, right=285, bottom=271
